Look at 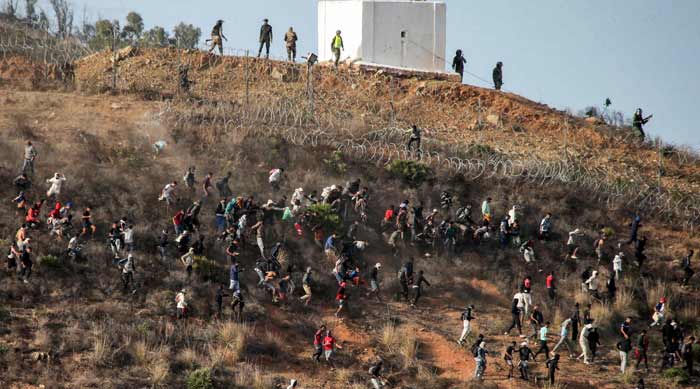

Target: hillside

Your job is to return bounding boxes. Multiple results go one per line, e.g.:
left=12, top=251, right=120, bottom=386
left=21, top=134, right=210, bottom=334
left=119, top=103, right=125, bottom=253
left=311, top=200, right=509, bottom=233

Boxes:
left=0, top=47, right=699, bottom=389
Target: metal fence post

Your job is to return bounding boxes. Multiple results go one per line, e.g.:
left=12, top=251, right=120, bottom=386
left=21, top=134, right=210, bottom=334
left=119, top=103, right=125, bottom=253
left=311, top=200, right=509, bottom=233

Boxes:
left=111, top=23, right=119, bottom=93
left=245, top=49, right=250, bottom=112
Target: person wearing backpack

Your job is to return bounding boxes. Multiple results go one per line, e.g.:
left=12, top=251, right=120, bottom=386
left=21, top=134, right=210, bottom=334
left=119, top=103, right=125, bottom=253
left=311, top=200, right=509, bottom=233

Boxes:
left=617, top=326, right=633, bottom=373
left=470, top=334, right=485, bottom=358
left=545, top=354, right=560, bottom=384
left=474, top=341, right=489, bottom=380
left=504, top=298, right=522, bottom=336
left=517, top=341, right=536, bottom=380
left=458, top=305, right=475, bottom=346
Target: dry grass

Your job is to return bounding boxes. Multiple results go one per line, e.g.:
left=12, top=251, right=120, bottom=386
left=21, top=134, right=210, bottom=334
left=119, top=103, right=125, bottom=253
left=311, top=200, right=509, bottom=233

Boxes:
left=644, top=279, right=679, bottom=312
left=234, top=363, right=274, bottom=389
left=216, top=322, right=250, bottom=359
left=177, top=346, right=200, bottom=369
left=146, top=356, right=170, bottom=387
left=380, top=322, right=420, bottom=368
left=590, top=303, right=613, bottom=329
left=90, top=331, right=111, bottom=367
left=613, top=286, right=636, bottom=318
left=133, top=339, right=148, bottom=365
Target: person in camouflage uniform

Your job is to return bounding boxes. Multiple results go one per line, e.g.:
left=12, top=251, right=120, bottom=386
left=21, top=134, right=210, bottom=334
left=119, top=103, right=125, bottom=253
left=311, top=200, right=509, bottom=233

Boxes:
left=208, top=20, right=227, bottom=55
left=284, top=27, right=298, bottom=62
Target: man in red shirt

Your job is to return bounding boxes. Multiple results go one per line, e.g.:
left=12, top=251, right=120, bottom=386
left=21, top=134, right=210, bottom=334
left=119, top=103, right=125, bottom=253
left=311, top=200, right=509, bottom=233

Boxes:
left=173, top=210, right=185, bottom=235
left=381, top=205, right=395, bottom=229
left=546, top=272, right=556, bottom=300
left=322, top=330, right=342, bottom=369
left=312, top=324, right=326, bottom=362
left=335, top=282, right=347, bottom=318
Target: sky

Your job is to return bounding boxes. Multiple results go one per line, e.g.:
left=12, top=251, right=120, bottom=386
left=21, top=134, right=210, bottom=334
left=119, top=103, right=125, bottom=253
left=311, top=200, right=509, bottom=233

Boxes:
left=36, top=0, right=700, bottom=149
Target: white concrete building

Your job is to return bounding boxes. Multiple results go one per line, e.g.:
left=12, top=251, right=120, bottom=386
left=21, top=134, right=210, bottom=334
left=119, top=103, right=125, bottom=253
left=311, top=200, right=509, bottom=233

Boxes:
left=317, top=0, right=446, bottom=72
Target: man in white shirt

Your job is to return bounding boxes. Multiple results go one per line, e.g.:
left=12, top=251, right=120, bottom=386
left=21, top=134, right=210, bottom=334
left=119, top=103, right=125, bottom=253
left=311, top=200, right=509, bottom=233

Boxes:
left=46, top=173, right=66, bottom=198
left=175, top=289, right=187, bottom=319
left=123, top=225, right=135, bottom=252
left=269, top=168, right=284, bottom=190
left=158, top=181, right=178, bottom=205
left=613, top=252, right=624, bottom=280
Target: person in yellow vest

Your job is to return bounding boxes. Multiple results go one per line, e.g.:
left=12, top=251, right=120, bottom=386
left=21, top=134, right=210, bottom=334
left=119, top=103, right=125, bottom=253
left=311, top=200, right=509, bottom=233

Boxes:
left=331, top=30, right=344, bottom=68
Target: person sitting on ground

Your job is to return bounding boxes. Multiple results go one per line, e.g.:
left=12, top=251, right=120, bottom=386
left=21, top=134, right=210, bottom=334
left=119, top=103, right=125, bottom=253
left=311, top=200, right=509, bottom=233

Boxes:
left=651, top=297, right=667, bottom=327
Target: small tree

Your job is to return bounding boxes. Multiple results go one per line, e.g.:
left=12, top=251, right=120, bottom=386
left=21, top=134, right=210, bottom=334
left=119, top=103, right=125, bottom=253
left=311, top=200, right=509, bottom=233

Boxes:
left=2, top=0, right=19, bottom=18
left=306, top=203, right=342, bottom=233
left=386, top=160, right=431, bottom=187
left=37, top=8, right=49, bottom=31
left=90, top=19, right=116, bottom=50
left=24, top=0, right=37, bottom=24
left=172, top=22, right=201, bottom=49
left=123, top=11, right=143, bottom=44
left=141, top=26, right=170, bottom=48
left=49, top=0, right=73, bottom=38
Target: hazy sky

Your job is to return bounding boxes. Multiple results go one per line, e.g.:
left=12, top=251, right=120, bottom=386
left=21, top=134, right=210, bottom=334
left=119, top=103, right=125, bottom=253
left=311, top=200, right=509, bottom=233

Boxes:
left=37, top=0, right=700, bottom=148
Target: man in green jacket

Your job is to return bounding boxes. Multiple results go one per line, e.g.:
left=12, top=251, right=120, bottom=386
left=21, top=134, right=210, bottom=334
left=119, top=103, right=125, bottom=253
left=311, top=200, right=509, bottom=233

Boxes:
left=258, top=19, right=273, bottom=59
left=331, top=30, right=344, bottom=68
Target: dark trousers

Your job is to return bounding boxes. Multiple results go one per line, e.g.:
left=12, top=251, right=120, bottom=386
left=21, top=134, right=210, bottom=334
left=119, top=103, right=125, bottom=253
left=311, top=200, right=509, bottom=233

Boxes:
left=287, top=46, right=296, bottom=61
left=535, top=340, right=550, bottom=360
left=312, top=345, right=323, bottom=361
left=635, top=348, right=648, bottom=369
left=258, top=41, right=270, bottom=58
left=333, top=48, right=341, bottom=66
left=507, top=313, right=521, bottom=334
left=412, top=287, right=422, bottom=305
left=407, top=137, right=421, bottom=151
left=121, top=271, right=133, bottom=290
left=400, top=281, right=409, bottom=301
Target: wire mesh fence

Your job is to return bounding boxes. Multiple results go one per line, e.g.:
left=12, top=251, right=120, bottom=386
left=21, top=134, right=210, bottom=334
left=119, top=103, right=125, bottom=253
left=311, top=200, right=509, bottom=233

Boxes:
left=2, top=35, right=700, bottom=231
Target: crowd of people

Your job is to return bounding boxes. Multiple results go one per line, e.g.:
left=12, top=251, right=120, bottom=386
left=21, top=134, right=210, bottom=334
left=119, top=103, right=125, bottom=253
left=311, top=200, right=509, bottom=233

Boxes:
left=6, top=134, right=698, bottom=388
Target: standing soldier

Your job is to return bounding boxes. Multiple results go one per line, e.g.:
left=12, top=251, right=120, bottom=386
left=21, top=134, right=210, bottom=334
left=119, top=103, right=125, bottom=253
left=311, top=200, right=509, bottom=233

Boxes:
left=258, top=19, right=273, bottom=59
left=331, top=30, right=344, bottom=68
left=452, top=49, right=467, bottom=83
left=208, top=20, right=227, bottom=55
left=284, top=27, right=298, bottom=62
left=632, top=108, right=653, bottom=140
left=493, top=61, right=503, bottom=90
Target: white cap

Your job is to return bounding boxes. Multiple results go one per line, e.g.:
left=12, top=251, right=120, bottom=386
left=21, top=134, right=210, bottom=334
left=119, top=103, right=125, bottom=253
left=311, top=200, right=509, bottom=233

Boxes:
left=375, top=263, right=382, bottom=268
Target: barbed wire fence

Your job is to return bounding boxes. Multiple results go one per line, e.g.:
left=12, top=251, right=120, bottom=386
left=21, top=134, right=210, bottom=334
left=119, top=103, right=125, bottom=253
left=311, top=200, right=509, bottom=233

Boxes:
left=2, top=35, right=700, bottom=231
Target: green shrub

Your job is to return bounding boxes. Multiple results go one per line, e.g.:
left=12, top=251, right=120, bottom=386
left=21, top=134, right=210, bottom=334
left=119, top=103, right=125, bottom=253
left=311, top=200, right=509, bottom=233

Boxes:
left=323, top=150, right=347, bottom=174
left=40, top=255, right=61, bottom=269
left=601, top=227, right=615, bottom=237
left=467, top=143, right=495, bottom=157
left=0, top=343, right=8, bottom=354
left=187, top=368, right=214, bottom=389
left=0, top=309, right=10, bottom=322
left=386, top=160, right=430, bottom=187
left=193, top=256, right=225, bottom=283
left=661, top=367, right=690, bottom=385
left=306, top=203, right=342, bottom=233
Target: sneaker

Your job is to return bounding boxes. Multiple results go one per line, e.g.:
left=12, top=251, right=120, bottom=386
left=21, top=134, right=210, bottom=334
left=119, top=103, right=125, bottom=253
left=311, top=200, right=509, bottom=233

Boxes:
left=23, top=279, right=29, bottom=284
